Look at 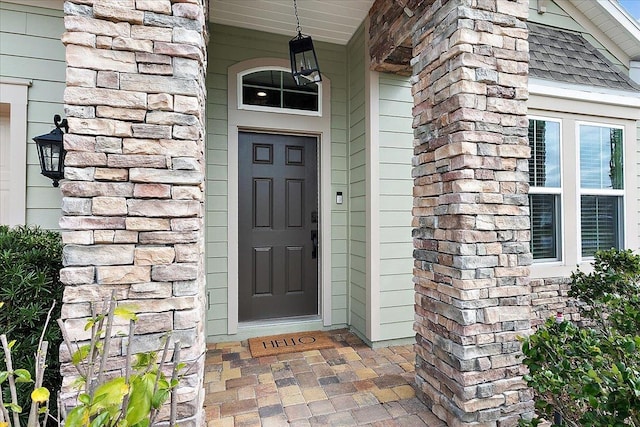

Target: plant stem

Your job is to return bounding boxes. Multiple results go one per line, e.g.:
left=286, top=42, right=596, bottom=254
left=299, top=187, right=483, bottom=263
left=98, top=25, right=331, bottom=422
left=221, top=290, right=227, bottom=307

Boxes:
left=1, top=334, right=22, bottom=427
left=170, top=342, right=181, bottom=426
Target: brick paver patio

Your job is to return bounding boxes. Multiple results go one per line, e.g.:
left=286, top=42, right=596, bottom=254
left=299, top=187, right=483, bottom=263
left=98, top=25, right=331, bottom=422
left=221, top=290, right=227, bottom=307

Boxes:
left=204, top=329, right=444, bottom=426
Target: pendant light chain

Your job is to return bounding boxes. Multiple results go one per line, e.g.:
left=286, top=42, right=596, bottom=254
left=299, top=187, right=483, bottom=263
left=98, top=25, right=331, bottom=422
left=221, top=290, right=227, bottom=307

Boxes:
left=293, top=0, right=302, bottom=34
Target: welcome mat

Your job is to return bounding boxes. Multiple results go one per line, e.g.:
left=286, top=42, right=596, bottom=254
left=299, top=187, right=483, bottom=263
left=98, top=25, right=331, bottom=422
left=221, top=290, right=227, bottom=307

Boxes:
left=248, top=331, right=335, bottom=357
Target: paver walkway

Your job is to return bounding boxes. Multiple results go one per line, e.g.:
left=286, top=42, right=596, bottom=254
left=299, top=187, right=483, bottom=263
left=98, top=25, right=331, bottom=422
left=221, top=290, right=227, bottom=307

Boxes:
left=204, top=329, right=445, bottom=426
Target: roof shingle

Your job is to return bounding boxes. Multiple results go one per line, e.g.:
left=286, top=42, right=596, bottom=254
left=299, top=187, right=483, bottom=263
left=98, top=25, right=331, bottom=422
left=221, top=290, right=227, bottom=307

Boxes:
left=528, top=22, right=640, bottom=92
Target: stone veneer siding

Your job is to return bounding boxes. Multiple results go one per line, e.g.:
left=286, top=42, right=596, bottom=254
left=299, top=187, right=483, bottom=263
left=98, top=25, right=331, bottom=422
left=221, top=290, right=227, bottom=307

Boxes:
left=410, top=0, right=533, bottom=425
left=59, top=1, right=207, bottom=425
left=530, top=276, right=579, bottom=327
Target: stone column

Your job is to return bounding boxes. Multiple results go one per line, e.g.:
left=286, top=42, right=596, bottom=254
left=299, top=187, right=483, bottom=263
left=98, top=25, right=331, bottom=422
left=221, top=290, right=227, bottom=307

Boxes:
left=411, top=0, right=532, bottom=425
left=59, top=1, right=207, bottom=425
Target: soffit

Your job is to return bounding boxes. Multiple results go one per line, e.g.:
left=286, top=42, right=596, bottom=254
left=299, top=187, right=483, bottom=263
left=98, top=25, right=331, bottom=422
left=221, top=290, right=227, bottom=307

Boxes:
left=209, top=0, right=374, bottom=45
left=569, top=0, right=640, bottom=60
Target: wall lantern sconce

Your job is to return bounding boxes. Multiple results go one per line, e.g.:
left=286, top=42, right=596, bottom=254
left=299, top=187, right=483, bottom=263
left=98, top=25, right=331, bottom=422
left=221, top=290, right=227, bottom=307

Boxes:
left=289, top=0, right=322, bottom=86
left=33, top=114, right=67, bottom=187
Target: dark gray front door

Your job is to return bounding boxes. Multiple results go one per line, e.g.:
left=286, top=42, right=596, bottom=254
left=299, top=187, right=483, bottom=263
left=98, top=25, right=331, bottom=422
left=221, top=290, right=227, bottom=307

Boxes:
left=238, top=132, right=319, bottom=321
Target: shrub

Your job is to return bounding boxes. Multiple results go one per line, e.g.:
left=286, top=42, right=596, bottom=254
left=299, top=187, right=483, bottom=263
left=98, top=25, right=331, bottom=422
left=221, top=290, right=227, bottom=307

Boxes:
left=520, top=249, right=640, bottom=426
left=0, top=225, right=63, bottom=420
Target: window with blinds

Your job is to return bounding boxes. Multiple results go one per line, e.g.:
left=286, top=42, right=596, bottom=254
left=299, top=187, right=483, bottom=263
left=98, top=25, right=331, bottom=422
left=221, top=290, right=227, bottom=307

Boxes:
left=528, top=119, right=561, bottom=261
left=579, top=124, right=624, bottom=257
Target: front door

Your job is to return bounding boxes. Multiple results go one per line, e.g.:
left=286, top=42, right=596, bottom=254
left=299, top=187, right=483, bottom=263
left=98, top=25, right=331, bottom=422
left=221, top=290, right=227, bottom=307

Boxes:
left=238, top=132, right=319, bottom=321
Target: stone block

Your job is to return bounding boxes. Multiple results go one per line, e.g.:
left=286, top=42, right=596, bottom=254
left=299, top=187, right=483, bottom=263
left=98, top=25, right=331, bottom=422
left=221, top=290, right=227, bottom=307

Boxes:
left=120, top=73, right=198, bottom=96
left=62, top=197, right=92, bottom=215
left=92, top=196, right=128, bottom=215
left=135, top=0, right=171, bottom=14
left=96, top=35, right=113, bottom=49
left=93, top=230, right=115, bottom=243
left=172, top=157, right=199, bottom=170
left=65, top=86, right=146, bottom=108
left=66, top=45, right=137, bottom=73
left=114, top=230, right=139, bottom=243
left=129, top=168, right=202, bottom=184
left=143, top=11, right=201, bottom=32
left=139, top=231, right=198, bottom=244
left=65, top=151, right=107, bottom=167
left=127, top=199, right=200, bottom=217
left=135, top=247, right=175, bottom=265
left=129, top=281, right=172, bottom=299
left=96, top=71, right=119, bottom=89
left=61, top=302, right=92, bottom=319
left=65, top=105, right=95, bottom=119
left=94, top=2, right=144, bottom=24
left=173, top=57, right=200, bottom=78
left=146, top=111, right=198, bottom=126
left=108, top=154, right=168, bottom=168
left=96, top=265, right=150, bottom=284
left=96, top=106, right=146, bottom=122
left=63, top=244, right=135, bottom=266
left=123, top=138, right=198, bottom=157
left=94, top=168, right=129, bottom=181
left=139, top=63, right=173, bottom=75
left=64, top=16, right=130, bottom=38
left=173, top=27, right=202, bottom=46
left=62, top=230, right=94, bottom=245
left=96, top=136, right=122, bottom=153
left=135, top=312, right=174, bottom=334
left=173, top=280, right=198, bottom=296
left=59, top=215, right=126, bottom=230
left=125, top=217, right=171, bottom=231
left=174, top=95, right=198, bottom=115
left=171, top=218, right=200, bottom=231
left=174, top=308, right=199, bottom=329
left=67, top=67, right=97, bottom=87
left=62, top=284, right=129, bottom=304
left=112, top=36, right=153, bottom=52
left=172, top=125, right=200, bottom=140
left=60, top=266, right=95, bottom=285
left=133, top=183, right=171, bottom=199
left=175, top=244, right=200, bottom=262
left=172, top=186, right=202, bottom=200
left=131, top=124, right=172, bottom=139
left=131, top=25, right=172, bottom=42
left=61, top=31, right=96, bottom=48
left=59, top=182, right=127, bottom=199
left=148, top=93, right=173, bottom=110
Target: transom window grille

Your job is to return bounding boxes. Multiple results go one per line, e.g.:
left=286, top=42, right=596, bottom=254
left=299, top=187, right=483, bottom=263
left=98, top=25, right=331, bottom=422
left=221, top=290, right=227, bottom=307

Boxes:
left=240, top=69, right=320, bottom=115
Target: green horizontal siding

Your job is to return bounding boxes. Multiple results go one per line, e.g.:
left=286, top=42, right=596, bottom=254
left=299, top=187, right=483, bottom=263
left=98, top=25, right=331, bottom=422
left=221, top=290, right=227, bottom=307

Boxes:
left=377, top=73, right=414, bottom=341
left=0, top=2, right=64, bottom=229
left=347, top=24, right=366, bottom=338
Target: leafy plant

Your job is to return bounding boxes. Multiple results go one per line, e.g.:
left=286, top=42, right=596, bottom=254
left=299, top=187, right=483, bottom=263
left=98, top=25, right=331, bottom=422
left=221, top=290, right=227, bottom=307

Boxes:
left=520, top=249, right=640, bottom=426
left=0, top=225, right=63, bottom=423
left=1, top=294, right=184, bottom=427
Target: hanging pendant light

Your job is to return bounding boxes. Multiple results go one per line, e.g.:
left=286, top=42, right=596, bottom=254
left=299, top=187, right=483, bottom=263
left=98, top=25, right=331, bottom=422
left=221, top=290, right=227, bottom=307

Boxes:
left=289, top=0, right=322, bottom=86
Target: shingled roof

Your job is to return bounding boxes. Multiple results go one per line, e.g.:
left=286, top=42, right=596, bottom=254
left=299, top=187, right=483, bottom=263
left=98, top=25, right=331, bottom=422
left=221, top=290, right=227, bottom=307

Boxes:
left=528, top=22, right=640, bottom=92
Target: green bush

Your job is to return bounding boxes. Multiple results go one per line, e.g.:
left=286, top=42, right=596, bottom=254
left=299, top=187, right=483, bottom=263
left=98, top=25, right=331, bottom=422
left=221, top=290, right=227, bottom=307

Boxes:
left=0, top=225, right=63, bottom=420
left=520, top=249, right=640, bottom=426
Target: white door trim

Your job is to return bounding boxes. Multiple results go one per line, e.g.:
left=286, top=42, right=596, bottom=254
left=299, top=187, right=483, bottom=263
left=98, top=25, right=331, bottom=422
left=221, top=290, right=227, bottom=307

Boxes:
left=227, top=58, right=333, bottom=334
left=0, top=78, right=31, bottom=226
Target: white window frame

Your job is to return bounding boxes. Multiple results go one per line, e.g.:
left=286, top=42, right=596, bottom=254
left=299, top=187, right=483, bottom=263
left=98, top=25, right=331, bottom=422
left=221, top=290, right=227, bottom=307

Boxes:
left=576, top=120, right=626, bottom=262
left=528, top=115, right=564, bottom=264
left=237, top=66, right=322, bottom=117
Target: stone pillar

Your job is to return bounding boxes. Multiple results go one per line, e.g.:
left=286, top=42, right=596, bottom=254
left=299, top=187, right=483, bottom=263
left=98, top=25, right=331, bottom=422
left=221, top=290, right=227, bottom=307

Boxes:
left=411, top=0, right=532, bottom=425
left=59, top=1, right=207, bottom=425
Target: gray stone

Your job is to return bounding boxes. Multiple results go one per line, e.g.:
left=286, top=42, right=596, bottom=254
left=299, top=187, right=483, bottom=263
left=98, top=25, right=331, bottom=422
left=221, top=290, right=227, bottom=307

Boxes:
left=63, top=244, right=135, bottom=266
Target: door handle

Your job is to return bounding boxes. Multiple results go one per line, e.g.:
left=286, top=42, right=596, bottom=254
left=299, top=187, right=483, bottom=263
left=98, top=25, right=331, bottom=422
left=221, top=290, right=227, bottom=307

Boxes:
left=311, top=230, right=318, bottom=259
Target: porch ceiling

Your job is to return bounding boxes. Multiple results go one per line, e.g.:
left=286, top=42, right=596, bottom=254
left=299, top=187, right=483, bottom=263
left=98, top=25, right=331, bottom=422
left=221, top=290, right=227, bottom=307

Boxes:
left=209, top=0, right=374, bottom=45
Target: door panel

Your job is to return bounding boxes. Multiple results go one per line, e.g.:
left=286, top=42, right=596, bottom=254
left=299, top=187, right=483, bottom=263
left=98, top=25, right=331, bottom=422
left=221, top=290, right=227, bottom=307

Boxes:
left=238, top=132, right=318, bottom=321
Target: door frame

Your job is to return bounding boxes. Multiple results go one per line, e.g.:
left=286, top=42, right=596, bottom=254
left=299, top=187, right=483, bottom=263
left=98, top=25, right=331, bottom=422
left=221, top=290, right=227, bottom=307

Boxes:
left=227, top=58, right=333, bottom=334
